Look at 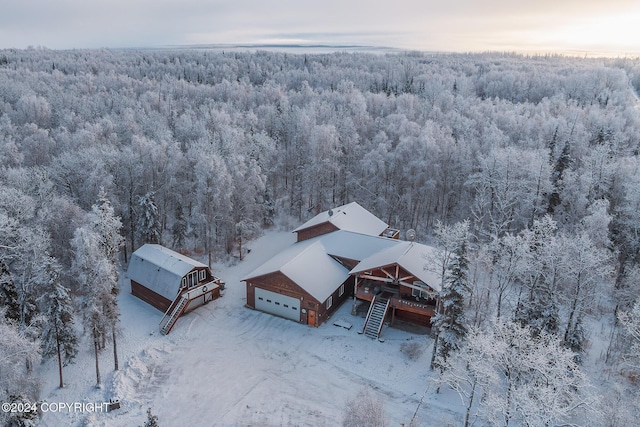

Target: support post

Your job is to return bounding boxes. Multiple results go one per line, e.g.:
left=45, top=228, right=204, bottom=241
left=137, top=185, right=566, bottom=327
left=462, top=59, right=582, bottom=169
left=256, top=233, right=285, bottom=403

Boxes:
left=351, top=274, right=358, bottom=315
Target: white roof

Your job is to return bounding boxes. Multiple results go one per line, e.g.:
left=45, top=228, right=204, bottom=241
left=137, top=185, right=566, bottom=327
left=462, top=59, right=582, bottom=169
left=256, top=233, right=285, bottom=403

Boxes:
left=127, top=244, right=206, bottom=301
left=321, top=230, right=399, bottom=262
left=292, top=202, right=388, bottom=237
left=242, top=236, right=348, bottom=302
left=244, top=230, right=415, bottom=302
left=350, top=242, right=442, bottom=291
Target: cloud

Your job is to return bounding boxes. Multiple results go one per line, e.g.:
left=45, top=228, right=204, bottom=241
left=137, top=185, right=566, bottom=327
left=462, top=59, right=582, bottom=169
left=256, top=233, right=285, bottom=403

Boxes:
left=0, top=0, right=638, bottom=54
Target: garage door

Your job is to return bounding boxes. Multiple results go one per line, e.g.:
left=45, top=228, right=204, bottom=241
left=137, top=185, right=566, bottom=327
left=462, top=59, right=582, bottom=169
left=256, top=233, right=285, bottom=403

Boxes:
left=255, top=288, right=301, bottom=322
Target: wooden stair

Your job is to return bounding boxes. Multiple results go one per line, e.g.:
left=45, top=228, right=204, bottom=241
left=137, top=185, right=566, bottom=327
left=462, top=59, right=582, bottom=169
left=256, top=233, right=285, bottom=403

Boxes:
left=159, top=295, right=189, bottom=335
left=362, top=295, right=390, bottom=340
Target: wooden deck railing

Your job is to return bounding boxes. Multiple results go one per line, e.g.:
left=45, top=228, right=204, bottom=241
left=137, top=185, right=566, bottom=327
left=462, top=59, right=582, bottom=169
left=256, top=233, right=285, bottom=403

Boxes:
left=356, top=285, right=436, bottom=317
left=389, top=296, right=436, bottom=316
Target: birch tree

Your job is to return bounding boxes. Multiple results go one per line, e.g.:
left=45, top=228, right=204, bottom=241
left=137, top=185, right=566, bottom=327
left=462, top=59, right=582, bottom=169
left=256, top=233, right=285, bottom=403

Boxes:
left=72, top=226, right=112, bottom=386
left=443, top=321, right=592, bottom=427
left=87, top=191, right=123, bottom=371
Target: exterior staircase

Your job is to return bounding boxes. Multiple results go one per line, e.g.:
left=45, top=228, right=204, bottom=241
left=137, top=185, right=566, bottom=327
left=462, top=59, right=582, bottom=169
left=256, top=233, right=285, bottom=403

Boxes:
left=159, top=295, right=189, bottom=335
left=362, top=294, right=390, bottom=340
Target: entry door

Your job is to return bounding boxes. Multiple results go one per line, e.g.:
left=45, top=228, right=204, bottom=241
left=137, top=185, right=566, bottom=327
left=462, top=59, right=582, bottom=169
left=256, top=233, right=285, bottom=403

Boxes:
left=308, top=309, right=317, bottom=327
left=254, top=288, right=301, bottom=321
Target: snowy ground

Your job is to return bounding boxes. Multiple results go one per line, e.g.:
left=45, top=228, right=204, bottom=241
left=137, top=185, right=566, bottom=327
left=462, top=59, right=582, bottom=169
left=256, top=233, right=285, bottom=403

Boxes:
left=37, top=231, right=462, bottom=426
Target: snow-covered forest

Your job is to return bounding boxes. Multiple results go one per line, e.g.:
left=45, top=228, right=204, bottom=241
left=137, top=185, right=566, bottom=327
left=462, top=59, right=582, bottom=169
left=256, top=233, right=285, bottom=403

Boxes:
left=1, top=48, right=640, bottom=426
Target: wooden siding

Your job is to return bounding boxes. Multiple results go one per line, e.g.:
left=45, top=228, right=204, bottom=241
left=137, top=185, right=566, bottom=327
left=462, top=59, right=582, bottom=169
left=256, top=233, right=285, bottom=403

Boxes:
left=296, top=222, right=339, bottom=242
left=246, top=271, right=317, bottom=323
left=246, top=271, right=352, bottom=327
left=315, top=277, right=354, bottom=325
left=131, top=280, right=172, bottom=312
left=184, top=286, right=221, bottom=313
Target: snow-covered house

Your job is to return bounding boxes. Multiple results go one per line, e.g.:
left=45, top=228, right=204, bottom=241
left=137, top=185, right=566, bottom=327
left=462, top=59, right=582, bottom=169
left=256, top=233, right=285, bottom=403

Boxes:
left=292, top=201, right=398, bottom=242
left=243, top=203, right=440, bottom=338
left=128, top=244, right=224, bottom=334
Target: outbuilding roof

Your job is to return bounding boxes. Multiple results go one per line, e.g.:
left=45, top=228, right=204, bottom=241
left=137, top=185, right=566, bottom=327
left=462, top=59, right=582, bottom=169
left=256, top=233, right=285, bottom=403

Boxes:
left=127, top=244, right=206, bottom=301
left=292, top=202, right=388, bottom=237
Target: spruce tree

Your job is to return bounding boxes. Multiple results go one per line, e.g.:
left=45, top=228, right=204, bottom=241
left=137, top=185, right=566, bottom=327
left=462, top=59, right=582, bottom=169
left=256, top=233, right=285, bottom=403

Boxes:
left=137, top=191, right=161, bottom=245
left=143, top=408, right=159, bottom=427
left=171, top=204, right=187, bottom=250
left=39, top=259, right=78, bottom=388
left=432, top=240, right=470, bottom=372
left=0, top=261, right=19, bottom=323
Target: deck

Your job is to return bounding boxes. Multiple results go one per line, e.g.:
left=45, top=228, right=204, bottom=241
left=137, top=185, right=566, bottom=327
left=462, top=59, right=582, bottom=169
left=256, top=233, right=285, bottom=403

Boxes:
left=355, top=285, right=435, bottom=317
left=183, top=280, right=220, bottom=300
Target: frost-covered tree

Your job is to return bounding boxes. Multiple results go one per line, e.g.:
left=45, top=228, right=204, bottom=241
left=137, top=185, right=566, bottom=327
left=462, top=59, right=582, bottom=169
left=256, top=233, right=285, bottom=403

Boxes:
left=430, top=220, right=470, bottom=369
left=0, top=261, right=19, bottom=323
left=72, top=226, right=112, bottom=386
left=136, top=191, right=161, bottom=245
left=87, top=191, right=123, bottom=371
left=0, top=310, right=41, bottom=426
left=432, top=239, right=470, bottom=372
left=618, top=300, right=640, bottom=368
left=442, top=321, right=592, bottom=427
left=436, top=327, right=490, bottom=427
left=559, top=232, right=612, bottom=358
left=143, top=407, right=159, bottom=427
left=514, top=216, right=561, bottom=336
left=487, top=233, right=527, bottom=319
left=171, top=204, right=188, bottom=250
left=343, top=389, right=387, bottom=427
left=39, top=259, right=78, bottom=388
left=89, top=189, right=124, bottom=265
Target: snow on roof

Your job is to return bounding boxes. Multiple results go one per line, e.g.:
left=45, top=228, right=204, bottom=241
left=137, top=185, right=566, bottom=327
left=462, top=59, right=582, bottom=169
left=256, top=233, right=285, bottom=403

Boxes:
left=292, top=202, right=388, bottom=237
left=127, top=244, right=206, bottom=301
left=242, top=236, right=348, bottom=302
left=243, top=230, right=416, bottom=302
left=350, top=242, right=442, bottom=292
left=321, top=230, right=399, bottom=261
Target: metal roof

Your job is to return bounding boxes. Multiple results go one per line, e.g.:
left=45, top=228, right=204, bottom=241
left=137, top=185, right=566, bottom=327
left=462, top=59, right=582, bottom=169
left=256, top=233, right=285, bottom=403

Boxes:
left=349, top=241, right=442, bottom=292
left=292, top=202, right=388, bottom=237
left=243, top=229, right=441, bottom=302
left=127, top=244, right=206, bottom=301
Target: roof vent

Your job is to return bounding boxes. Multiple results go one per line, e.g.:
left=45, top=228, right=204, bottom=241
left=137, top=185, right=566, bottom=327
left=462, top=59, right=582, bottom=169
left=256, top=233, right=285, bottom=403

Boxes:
left=328, top=209, right=334, bottom=217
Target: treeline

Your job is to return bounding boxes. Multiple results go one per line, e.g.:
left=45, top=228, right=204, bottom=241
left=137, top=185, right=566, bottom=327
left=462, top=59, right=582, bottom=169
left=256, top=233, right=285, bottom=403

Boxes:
left=1, top=48, right=640, bottom=425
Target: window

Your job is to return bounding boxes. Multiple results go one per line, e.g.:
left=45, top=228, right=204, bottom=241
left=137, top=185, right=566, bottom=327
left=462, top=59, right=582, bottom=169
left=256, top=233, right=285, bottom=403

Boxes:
left=326, top=296, right=333, bottom=309
left=187, top=271, right=198, bottom=288
left=339, top=284, right=345, bottom=297
left=199, top=270, right=206, bottom=281
left=181, top=278, right=187, bottom=288
left=258, top=297, right=264, bottom=301
left=411, top=281, right=433, bottom=299
left=275, top=301, right=280, bottom=305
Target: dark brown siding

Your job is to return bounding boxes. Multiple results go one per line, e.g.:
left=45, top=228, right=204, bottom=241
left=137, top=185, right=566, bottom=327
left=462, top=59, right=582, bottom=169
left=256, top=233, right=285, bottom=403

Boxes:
left=394, top=309, right=433, bottom=327
left=245, top=271, right=322, bottom=324
left=316, top=278, right=353, bottom=325
left=131, top=280, right=172, bottom=312
left=296, top=222, right=339, bottom=242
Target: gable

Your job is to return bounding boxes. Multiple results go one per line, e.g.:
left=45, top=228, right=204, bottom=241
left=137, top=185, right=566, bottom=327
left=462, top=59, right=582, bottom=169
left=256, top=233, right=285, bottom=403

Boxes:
left=350, top=242, right=442, bottom=292
left=293, top=202, right=388, bottom=239
left=127, top=244, right=207, bottom=301
left=243, top=238, right=349, bottom=303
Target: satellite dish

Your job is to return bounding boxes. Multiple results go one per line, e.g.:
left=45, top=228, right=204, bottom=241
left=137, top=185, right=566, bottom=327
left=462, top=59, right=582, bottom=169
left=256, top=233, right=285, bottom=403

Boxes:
left=328, top=209, right=334, bottom=217
left=406, top=229, right=416, bottom=241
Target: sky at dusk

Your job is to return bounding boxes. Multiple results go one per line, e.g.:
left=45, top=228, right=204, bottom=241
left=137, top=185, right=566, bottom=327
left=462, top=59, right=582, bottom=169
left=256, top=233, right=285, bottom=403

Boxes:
left=1, top=0, right=639, bottom=56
